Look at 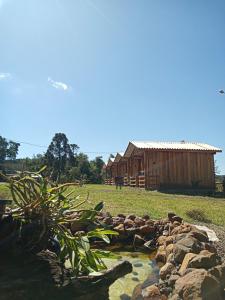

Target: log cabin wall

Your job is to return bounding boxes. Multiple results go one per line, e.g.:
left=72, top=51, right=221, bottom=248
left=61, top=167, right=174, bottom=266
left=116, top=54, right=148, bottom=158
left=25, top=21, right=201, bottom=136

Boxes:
left=117, top=161, right=128, bottom=176
left=144, top=150, right=215, bottom=190
left=111, top=164, right=118, bottom=178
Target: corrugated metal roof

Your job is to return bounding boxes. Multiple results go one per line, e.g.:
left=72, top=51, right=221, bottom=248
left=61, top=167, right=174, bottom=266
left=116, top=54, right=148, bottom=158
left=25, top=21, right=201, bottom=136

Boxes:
left=124, top=141, right=222, bottom=158
left=131, top=141, right=222, bottom=151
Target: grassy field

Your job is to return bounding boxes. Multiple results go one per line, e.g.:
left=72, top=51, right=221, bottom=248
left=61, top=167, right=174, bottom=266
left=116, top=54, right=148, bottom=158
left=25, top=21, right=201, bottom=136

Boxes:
left=1, top=183, right=225, bottom=227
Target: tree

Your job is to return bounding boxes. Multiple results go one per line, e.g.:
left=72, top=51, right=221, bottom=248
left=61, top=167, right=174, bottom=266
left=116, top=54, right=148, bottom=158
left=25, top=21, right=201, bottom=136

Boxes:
left=0, top=136, right=8, bottom=163
left=7, top=141, right=20, bottom=160
left=45, top=133, right=75, bottom=182
left=89, top=156, right=105, bottom=183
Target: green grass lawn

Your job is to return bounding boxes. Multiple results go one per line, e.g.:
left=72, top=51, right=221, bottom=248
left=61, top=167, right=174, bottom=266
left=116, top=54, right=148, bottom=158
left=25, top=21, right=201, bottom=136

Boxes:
left=1, top=183, right=225, bottom=227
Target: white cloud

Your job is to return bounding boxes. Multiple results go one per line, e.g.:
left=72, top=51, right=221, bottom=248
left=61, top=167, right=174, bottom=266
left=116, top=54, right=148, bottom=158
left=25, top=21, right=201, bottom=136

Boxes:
left=0, top=72, right=12, bottom=80
left=48, top=77, right=69, bottom=91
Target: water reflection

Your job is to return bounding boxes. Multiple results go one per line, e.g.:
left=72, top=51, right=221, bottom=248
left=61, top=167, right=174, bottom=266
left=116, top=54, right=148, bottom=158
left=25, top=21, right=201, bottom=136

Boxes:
left=102, top=250, right=158, bottom=300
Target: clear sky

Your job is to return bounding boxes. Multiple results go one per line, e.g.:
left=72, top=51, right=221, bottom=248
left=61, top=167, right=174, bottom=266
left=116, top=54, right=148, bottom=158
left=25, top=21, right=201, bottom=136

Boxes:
left=1, top=0, right=225, bottom=172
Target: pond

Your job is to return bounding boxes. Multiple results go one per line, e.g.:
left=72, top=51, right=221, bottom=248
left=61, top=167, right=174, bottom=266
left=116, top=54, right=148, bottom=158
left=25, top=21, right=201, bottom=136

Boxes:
left=102, top=249, right=159, bottom=300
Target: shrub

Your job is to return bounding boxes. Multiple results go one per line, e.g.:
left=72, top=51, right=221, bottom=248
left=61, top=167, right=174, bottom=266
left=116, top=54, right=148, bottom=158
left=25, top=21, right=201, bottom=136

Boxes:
left=0, top=168, right=118, bottom=276
left=186, top=209, right=212, bottom=223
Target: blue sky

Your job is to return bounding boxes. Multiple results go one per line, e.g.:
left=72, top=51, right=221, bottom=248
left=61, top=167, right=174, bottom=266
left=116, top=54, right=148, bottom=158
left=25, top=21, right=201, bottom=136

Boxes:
left=1, top=0, right=225, bottom=172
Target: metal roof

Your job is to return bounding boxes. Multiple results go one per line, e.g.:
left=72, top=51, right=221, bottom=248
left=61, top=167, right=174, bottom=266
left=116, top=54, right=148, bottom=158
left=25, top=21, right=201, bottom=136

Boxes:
left=124, top=141, right=222, bottom=158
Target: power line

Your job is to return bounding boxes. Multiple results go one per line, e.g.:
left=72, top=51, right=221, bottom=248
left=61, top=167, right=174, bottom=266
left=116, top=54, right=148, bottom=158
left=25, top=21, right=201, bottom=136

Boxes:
left=4, top=137, right=119, bottom=155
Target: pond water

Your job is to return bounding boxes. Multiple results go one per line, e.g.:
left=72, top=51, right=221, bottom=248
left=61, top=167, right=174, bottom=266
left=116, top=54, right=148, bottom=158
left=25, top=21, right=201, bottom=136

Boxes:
left=102, top=249, right=159, bottom=300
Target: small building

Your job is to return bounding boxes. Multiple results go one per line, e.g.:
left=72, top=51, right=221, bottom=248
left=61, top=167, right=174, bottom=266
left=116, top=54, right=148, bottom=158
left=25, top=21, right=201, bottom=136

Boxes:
left=105, top=157, right=116, bottom=184
left=123, top=141, right=222, bottom=191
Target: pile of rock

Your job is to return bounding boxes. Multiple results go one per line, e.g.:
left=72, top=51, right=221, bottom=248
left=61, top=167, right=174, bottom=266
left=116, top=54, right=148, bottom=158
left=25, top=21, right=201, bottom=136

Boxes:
left=138, top=212, right=225, bottom=300
left=97, top=212, right=167, bottom=248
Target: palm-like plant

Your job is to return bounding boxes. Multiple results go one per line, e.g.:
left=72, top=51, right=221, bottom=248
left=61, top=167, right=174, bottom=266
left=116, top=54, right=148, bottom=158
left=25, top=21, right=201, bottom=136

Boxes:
left=1, top=168, right=118, bottom=276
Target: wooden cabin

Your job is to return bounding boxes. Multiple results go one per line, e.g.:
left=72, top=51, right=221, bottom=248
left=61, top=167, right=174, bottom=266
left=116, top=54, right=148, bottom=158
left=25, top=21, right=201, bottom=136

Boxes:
left=105, top=157, right=117, bottom=185
left=113, top=152, right=129, bottom=186
left=123, top=141, right=222, bottom=191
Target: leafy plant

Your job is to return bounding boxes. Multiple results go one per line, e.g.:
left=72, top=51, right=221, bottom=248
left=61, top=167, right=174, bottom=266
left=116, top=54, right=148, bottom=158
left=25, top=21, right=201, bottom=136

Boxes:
left=1, top=168, right=118, bottom=276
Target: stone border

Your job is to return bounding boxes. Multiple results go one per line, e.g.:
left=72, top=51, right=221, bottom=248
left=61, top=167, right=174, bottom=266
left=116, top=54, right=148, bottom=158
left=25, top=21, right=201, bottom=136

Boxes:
left=96, top=212, right=225, bottom=299
left=142, top=213, right=225, bottom=300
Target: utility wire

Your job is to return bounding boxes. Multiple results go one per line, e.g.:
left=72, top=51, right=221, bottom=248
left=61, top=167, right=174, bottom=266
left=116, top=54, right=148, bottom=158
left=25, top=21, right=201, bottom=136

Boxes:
left=4, top=137, right=119, bottom=154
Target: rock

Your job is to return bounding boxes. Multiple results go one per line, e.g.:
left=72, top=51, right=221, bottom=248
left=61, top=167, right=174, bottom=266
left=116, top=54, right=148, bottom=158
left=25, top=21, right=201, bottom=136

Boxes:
left=157, top=236, right=167, bottom=246
left=165, top=236, right=173, bottom=246
left=131, top=284, right=142, bottom=300
left=173, top=236, right=202, bottom=263
left=204, top=242, right=217, bottom=254
left=114, top=223, right=125, bottom=233
left=168, top=212, right=176, bottom=222
left=126, top=227, right=140, bottom=237
left=103, top=217, right=113, bottom=225
left=166, top=253, right=175, bottom=264
left=174, top=233, right=189, bottom=242
left=179, top=253, right=198, bottom=274
left=188, top=228, right=208, bottom=243
left=142, top=284, right=161, bottom=300
left=134, top=217, right=146, bottom=227
left=124, top=219, right=135, bottom=228
left=174, top=268, right=222, bottom=300
left=171, top=224, right=192, bottom=235
left=134, top=234, right=145, bottom=246
left=117, top=213, right=126, bottom=219
left=172, top=221, right=181, bottom=227
left=209, top=263, right=225, bottom=287
left=165, top=244, right=174, bottom=256
left=162, top=230, right=169, bottom=236
left=173, top=244, right=192, bottom=264
left=112, top=216, right=125, bottom=226
left=146, top=220, right=154, bottom=226
left=120, top=294, right=131, bottom=300
left=126, top=214, right=136, bottom=221
left=140, top=225, right=155, bottom=235
left=171, top=216, right=183, bottom=224
left=143, top=215, right=150, bottom=221
left=133, top=262, right=143, bottom=267
left=155, top=246, right=167, bottom=263
left=188, top=250, right=218, bottom=270
left=159, top=263, right=176, bottom=280
left=168, top=274, right=180, bottom=287
left=177, top=236, right=202, bottom=252
left=132, top=277, right=139, bottom=282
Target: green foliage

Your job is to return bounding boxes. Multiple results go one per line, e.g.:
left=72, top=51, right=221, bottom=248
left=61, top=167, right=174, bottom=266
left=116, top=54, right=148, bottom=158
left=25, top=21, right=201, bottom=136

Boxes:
left=0, top=135, right=20, bottom=165
left=45, top=133, right=75, bottom=182
left=1, top=170, right=118, bottom=276
left=2, top=133, right=105, bottom=184
left=186, top=209, right=212, bottom=223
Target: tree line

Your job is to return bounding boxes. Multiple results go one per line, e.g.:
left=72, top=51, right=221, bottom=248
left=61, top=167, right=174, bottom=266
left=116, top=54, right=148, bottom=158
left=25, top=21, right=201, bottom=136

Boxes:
left=0, top=133, right=105, bottom=183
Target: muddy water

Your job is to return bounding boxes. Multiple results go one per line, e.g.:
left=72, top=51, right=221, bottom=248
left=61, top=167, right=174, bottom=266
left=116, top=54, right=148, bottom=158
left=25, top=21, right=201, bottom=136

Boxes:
left=103, top=250, right=159, bottom=300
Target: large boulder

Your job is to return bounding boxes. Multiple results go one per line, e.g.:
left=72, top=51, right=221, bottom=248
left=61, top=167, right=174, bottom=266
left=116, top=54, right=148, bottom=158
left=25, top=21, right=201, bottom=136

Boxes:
left=173, top=236, right=202, bottom=263
left=187, top=250, right=218, bottom=270
left=165, top=243, right=174, bottom=256
left=155, top=246, right=167, bottom=264
left=141, top=284, right=163, bottom=300
left=159, top=262, right=176, bottom=280
left=188, top=228, right=209, bottom=243
left=173, top=268, right=222, bottom=300
left=179, top=253, right=198, bottom=274
left=209, top=263, right=225, bottom=288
